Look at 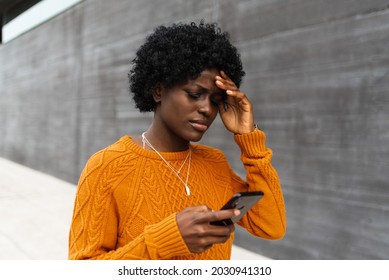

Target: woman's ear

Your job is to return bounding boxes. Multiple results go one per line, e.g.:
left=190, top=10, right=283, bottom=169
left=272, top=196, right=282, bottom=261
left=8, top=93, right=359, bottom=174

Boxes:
left=152, top=83, right=163, bottom=103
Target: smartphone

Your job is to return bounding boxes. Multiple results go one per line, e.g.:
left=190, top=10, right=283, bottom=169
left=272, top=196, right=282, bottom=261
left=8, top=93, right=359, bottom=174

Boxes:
left=210, top=191, right=264, bottom=226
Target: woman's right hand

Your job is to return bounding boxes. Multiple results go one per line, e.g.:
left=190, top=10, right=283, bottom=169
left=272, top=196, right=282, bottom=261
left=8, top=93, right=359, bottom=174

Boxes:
left=176, top=205, right=240, bottom=254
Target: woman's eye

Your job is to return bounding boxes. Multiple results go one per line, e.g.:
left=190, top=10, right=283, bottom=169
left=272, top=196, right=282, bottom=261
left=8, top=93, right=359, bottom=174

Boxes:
left=188, top=92, right=201, bottom=99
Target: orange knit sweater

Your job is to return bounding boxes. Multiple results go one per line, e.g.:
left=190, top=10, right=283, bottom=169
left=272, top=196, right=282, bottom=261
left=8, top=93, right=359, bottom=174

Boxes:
left=68, top=130, right=286, bottom=260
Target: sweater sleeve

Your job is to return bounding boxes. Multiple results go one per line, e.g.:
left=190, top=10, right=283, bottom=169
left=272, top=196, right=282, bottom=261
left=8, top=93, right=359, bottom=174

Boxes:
left=231, top=129, right=286, bottom=240
left=68, top=151, right=191, bottom=260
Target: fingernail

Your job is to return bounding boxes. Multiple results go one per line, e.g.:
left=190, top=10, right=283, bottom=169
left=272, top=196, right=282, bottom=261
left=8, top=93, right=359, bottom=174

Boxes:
left=234, top=209, right=241, bottom=216
left=226, top=90, right=233, bottom=94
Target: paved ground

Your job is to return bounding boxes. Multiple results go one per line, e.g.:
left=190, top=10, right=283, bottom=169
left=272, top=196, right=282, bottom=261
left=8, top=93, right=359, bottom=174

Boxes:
left=0, top=157, right=268, bottom=260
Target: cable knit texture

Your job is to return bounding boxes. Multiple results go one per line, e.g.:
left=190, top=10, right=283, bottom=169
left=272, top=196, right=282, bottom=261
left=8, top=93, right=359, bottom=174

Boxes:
left=68, top=130, right=286, bottom=260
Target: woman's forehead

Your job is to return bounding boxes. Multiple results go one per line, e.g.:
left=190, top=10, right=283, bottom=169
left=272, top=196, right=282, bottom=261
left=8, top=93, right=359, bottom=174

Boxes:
left=186, top=70, right=223, bottom=93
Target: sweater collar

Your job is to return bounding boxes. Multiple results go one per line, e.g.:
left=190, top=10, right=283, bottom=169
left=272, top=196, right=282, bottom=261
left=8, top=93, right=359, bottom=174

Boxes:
left=120, top=135, right=195, bottom=161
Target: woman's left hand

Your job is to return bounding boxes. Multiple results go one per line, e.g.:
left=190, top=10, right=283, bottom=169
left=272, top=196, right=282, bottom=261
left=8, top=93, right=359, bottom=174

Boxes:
left=215, top=71, right=254, bottom=134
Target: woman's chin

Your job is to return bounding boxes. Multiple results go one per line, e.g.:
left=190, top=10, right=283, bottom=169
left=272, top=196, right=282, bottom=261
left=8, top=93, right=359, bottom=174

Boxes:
left=187, top=132, right=205, bottom=143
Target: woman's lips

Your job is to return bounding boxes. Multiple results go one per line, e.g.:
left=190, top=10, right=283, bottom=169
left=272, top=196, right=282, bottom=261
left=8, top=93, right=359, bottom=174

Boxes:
left=189, top=121, right=208, bottom=132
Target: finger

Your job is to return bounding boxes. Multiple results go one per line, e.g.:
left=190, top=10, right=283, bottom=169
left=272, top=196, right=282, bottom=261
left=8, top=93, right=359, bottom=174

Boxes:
left=216, top=76, right=237, bottom=88
left=227, top=89, right=252, bottom=105
left=189, top=205, right=212, bottom=212
left=216, top=81, right=238, bottom=95
left=194, top=230, right=233, bottom=253
left=208, top=223, right=236, bottom=236
left=202, top=231, right=234, bottom=246
left=205, top=209, right=240, bottom=222
left=179, top=205, right=215, bottom=224
left=220, top=71, right=239, bottom=87
left=178, top=205, right=212, bottom=219
left=215, top=79, right=230, bottom=91
left=194, top=224, right=233, bottom=239
left=220, top=70, right=231, bottom=81
left=215, top=79, right=225, bottom=87
left=196, top=209, right=240, bottom=224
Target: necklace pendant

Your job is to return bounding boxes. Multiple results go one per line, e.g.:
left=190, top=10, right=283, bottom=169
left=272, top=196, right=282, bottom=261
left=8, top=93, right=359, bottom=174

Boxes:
left=185, top=185, right=190, bottom=196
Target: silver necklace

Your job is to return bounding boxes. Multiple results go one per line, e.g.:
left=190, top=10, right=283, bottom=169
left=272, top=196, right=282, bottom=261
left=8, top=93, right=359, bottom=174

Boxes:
left=141, top=132, right=192, bottom=196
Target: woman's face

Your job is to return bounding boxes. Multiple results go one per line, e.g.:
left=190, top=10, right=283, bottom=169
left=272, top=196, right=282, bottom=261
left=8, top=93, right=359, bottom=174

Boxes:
left=155, top=68, right=224, bottom=143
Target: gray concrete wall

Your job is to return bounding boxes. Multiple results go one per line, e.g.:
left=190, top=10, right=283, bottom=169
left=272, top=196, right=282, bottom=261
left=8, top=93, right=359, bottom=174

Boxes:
left=1, top=0, right=388, bottom=259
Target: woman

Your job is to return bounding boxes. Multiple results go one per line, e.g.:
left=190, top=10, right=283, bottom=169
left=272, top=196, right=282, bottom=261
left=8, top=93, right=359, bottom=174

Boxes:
left=68, top=22, right=286, bottom=260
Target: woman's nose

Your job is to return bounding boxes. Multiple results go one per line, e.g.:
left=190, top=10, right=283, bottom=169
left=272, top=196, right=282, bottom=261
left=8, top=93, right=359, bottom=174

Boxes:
left=198, top=96, right=214, bottom=116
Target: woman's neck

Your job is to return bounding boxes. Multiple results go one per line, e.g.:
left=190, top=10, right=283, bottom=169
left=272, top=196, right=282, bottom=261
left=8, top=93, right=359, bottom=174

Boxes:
left=141, top=123, right=190, bottom=152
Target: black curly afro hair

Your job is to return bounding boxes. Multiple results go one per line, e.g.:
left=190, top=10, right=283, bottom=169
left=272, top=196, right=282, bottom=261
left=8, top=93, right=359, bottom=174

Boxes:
left=129, top=21, right=245, bottom=112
